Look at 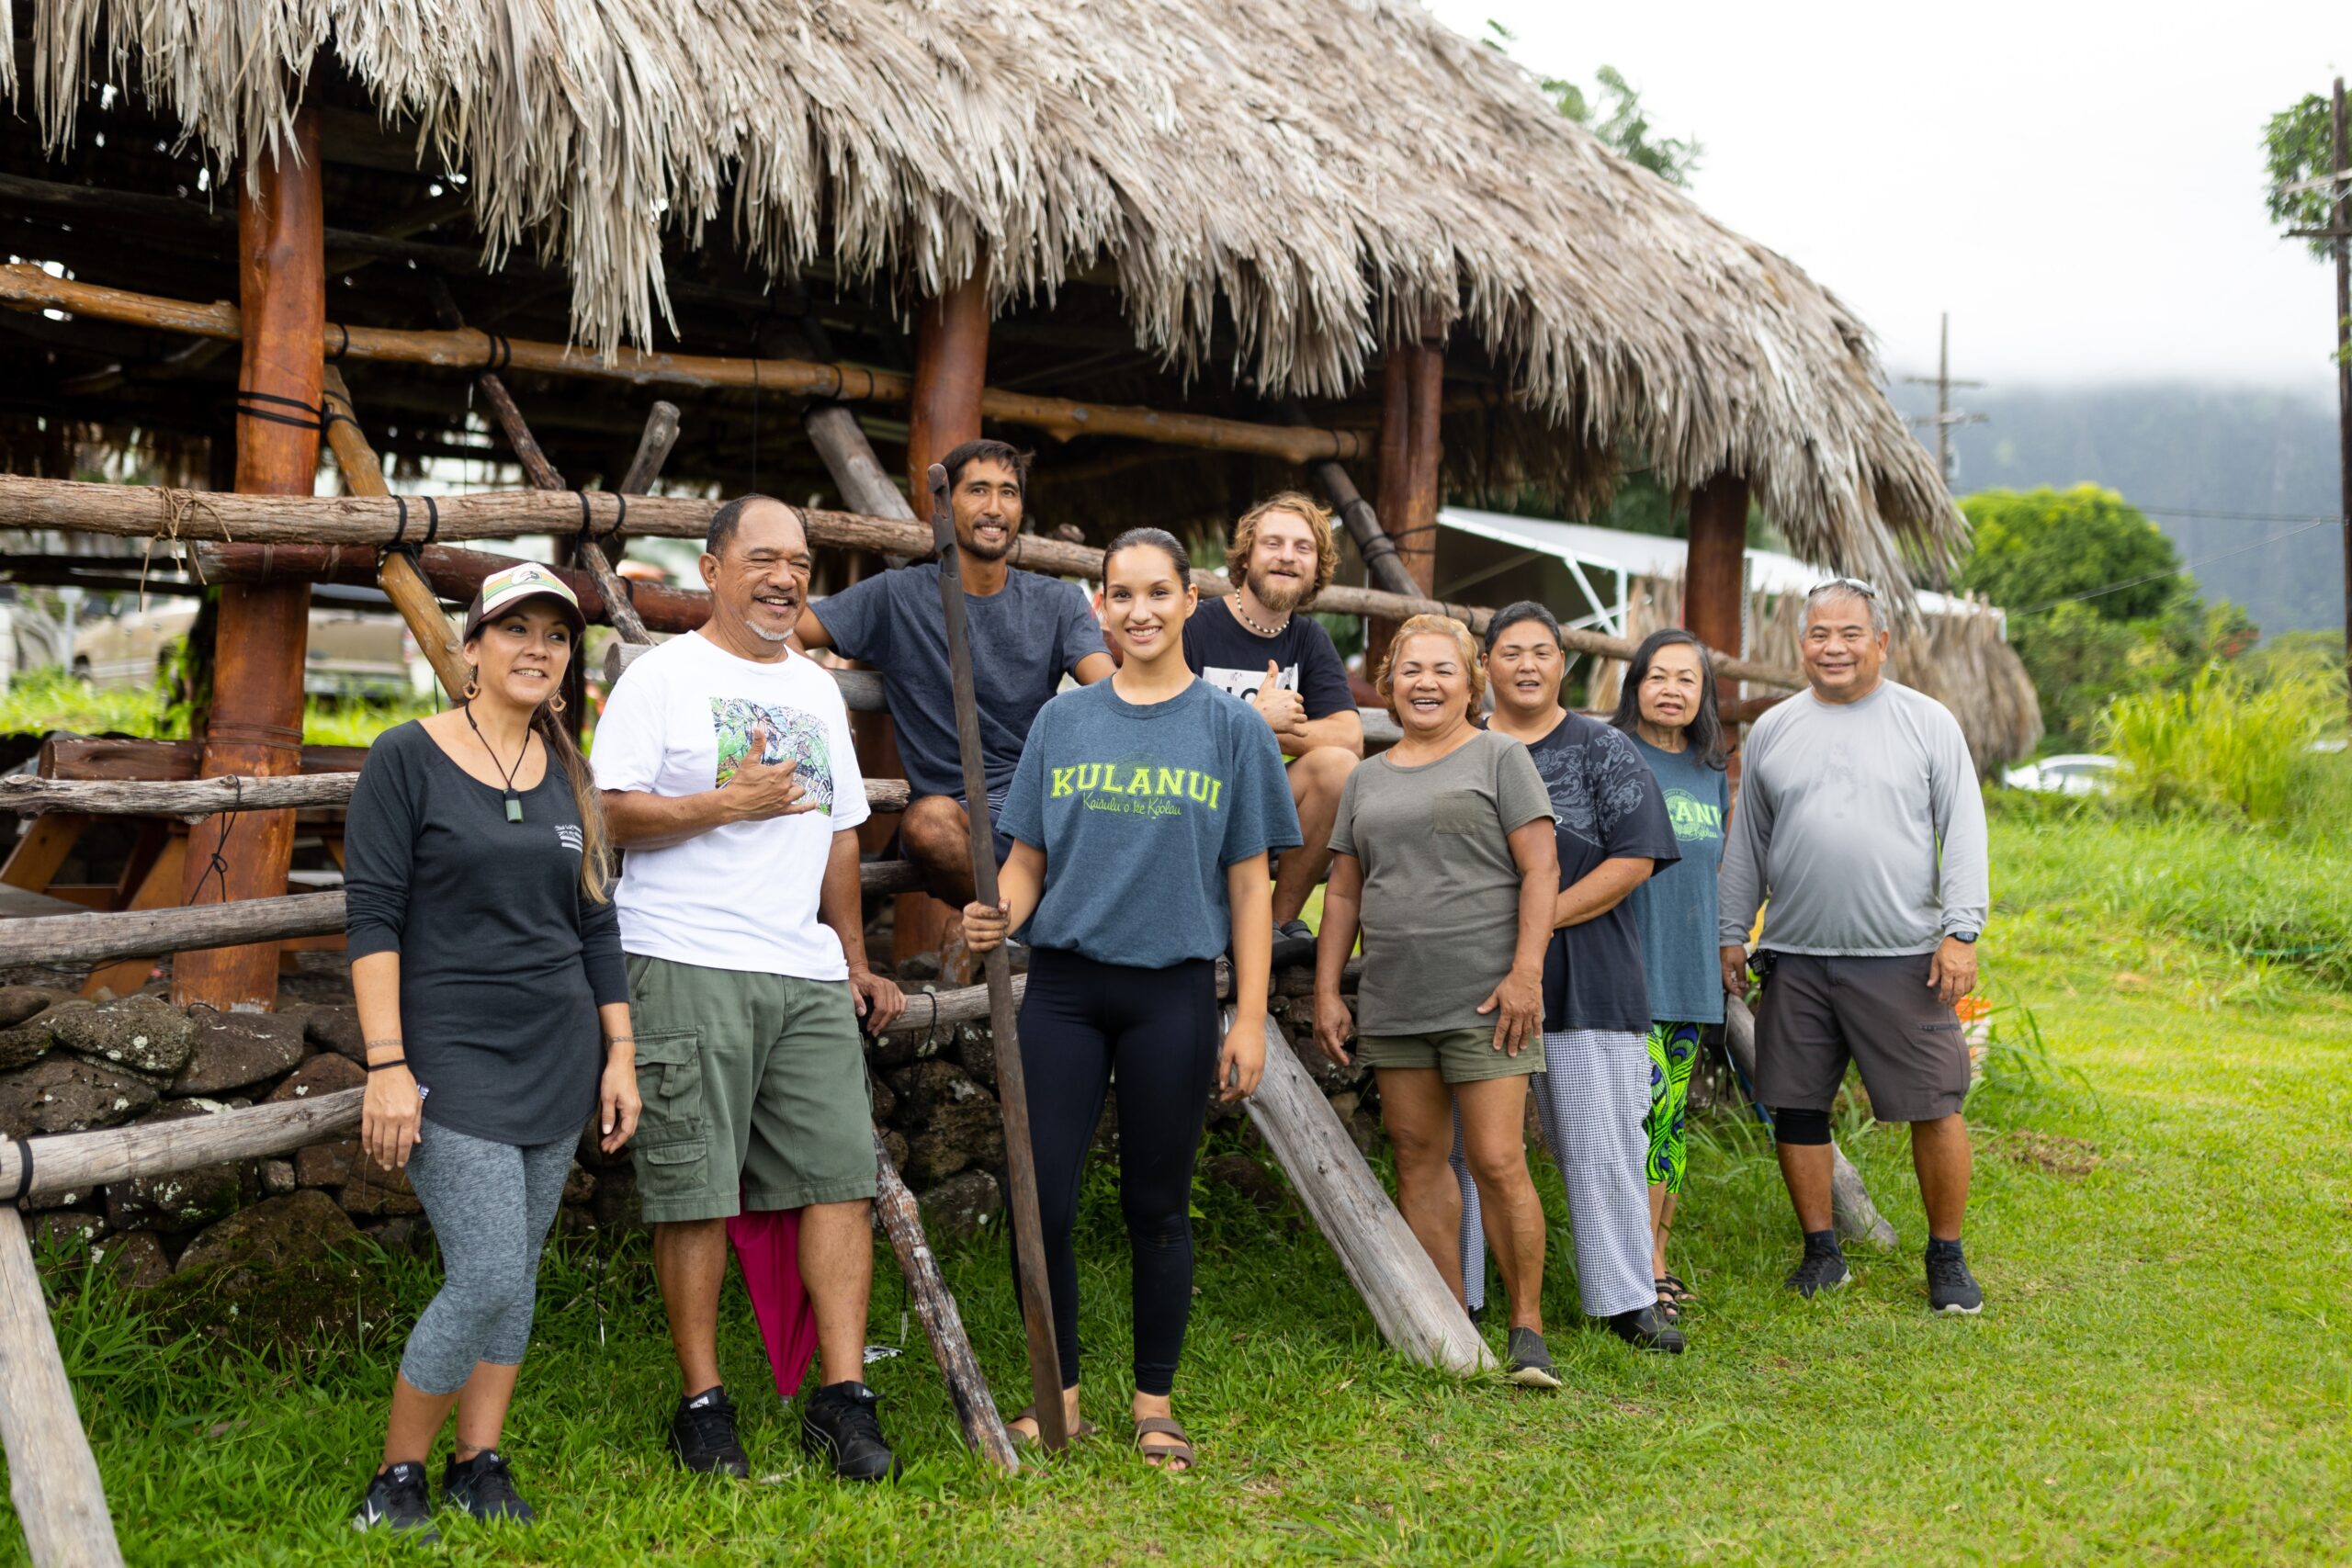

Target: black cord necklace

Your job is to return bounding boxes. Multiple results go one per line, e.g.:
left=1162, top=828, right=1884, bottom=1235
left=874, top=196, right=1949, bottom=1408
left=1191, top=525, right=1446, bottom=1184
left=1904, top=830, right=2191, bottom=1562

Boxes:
left=463, top=702, right=530, bottom=823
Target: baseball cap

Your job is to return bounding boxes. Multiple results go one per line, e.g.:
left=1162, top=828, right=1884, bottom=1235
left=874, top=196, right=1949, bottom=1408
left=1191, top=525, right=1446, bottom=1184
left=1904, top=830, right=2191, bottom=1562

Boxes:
left=462, top=561, right=587, bottom=639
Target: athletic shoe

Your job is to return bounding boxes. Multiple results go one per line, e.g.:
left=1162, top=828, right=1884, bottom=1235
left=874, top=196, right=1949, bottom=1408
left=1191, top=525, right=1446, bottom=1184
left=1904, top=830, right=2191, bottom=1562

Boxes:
left=1606, top=1304, right=1688, bottom=1354
left=442, top=1449, right=536, bottom=1524
left=352, top=1461, right=438, bottom=1540
left=1783, top=1238, right=1851, bottom=1298
left=1271, top=918, right=1317, bottom=967
left=1504, top=1325, right=1561, bottom=1389
left=1927, top=1242, right=1984, bottom=1315
left=668, top=1386, right=751, bottom=1477
left=800, top=1381, right=902, bottom=1481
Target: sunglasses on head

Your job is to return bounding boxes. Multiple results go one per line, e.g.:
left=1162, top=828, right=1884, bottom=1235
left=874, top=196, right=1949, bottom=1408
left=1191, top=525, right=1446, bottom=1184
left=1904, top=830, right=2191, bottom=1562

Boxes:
left=1809, top=576, right=1879, bottom=599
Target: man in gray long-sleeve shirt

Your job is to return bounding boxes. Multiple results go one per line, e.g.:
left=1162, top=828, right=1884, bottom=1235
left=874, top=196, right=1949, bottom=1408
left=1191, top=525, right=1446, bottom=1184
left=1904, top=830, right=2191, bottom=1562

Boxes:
left=1718, top=579, right=1991, bottom=1314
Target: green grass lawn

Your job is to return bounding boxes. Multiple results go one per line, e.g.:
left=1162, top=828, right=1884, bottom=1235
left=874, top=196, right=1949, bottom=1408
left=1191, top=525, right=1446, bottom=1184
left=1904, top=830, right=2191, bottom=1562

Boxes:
left=8, top=811, right=2351, bottom=1565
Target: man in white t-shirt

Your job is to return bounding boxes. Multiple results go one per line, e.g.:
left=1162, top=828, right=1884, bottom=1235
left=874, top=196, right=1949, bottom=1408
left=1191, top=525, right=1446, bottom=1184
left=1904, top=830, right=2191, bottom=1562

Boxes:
left=593, top=496, right=907, bottom=1483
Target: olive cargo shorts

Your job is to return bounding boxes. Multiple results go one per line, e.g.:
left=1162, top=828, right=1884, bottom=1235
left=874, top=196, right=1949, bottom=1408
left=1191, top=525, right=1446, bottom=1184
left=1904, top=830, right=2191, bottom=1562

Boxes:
left=625, top=955, right=877, bottom=1224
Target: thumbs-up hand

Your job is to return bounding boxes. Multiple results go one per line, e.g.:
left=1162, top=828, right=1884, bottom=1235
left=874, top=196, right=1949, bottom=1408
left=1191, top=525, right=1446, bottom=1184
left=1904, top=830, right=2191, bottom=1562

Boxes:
left=1250, top=658, right=1307, bottom=739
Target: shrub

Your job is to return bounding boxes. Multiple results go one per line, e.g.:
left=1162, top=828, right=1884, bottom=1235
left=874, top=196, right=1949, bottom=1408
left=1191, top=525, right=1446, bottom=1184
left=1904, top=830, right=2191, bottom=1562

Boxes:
left=2096, top=664, right=2328, bottom=823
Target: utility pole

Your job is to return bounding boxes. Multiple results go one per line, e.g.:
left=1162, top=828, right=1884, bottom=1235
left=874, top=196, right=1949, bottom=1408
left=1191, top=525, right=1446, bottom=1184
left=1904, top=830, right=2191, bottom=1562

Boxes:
left=2334, top=77, right=2351, bottom=734
left=1904, top=312, right=1985, bottom=490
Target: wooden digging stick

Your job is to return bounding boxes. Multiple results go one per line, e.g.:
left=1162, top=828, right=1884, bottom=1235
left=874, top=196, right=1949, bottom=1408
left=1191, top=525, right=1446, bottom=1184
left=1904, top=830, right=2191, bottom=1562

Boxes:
left=0, top=1205, right=126, bottom=1566
left=927, top=462, right=1068, bottom=1450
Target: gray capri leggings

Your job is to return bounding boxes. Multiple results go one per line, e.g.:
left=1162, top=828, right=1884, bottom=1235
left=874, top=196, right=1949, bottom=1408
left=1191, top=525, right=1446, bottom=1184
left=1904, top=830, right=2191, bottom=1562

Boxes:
left=398, top=1122, right=574, bottom=1396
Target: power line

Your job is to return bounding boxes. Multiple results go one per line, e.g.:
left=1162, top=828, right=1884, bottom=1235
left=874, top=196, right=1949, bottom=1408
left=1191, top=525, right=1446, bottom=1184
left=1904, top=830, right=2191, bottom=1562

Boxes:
left=2008, top=519, right=2338, bottom=616
left=2133, top=504, right=2347, bottom=525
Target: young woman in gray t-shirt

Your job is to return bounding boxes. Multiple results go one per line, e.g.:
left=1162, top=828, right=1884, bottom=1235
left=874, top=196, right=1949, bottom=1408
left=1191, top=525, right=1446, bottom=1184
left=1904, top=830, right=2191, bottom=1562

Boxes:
left=1309, top=614, right=1564, bottom=1386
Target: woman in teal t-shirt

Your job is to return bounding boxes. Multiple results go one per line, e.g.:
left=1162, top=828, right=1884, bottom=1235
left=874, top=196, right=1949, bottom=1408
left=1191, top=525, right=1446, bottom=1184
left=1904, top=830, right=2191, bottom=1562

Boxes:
left=963, top=528, right=1298, bottom=1472
left=1608, top=628, right=1733, bottom=1318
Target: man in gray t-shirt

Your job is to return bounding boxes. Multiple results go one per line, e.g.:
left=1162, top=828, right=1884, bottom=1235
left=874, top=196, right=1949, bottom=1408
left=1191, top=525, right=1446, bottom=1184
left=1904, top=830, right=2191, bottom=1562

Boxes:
left=1718, top=579, right=1991, bottom=1315
left=797, top=440, right=1114, bottom=907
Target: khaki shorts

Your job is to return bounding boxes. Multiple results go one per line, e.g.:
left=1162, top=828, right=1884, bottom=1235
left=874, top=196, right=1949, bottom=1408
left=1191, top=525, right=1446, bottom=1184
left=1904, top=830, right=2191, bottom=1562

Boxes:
left=626, top=955, right=876, bottom=1224
left=1752, top=952, right=1970, bottom=1123
left=1357, top=1027, right=1545, bottom=1084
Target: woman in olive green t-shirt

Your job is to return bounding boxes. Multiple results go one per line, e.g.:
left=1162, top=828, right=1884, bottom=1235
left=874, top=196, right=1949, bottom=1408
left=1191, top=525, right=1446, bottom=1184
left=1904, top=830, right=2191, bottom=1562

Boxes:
left=1311, top=615, right=1565, bottom=1387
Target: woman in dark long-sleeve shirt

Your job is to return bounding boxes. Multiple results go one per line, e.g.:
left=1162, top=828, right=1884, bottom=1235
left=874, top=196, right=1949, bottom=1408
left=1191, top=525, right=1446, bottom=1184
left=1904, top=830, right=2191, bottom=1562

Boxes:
left=344, top=563, right=639, bottom=1538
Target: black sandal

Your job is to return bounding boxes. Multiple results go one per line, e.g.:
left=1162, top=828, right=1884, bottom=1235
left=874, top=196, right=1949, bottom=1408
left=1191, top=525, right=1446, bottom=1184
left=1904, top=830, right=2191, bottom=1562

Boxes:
left=1658, top=1272, right=1697, bottom=1305
left=1133, top=1416, right=1194, bottom=1472
left=1653, top=1282, right=1682, bottom=1325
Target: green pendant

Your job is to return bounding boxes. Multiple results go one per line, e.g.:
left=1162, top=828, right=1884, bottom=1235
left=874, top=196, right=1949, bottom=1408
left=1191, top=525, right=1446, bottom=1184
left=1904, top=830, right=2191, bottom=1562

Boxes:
left=504, top=794, right=524, bottom=823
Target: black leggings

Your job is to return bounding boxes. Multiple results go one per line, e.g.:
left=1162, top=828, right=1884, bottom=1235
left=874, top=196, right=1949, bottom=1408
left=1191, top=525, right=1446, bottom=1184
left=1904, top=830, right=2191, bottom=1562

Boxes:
left=1012, top=947, right=1220, bottom=1397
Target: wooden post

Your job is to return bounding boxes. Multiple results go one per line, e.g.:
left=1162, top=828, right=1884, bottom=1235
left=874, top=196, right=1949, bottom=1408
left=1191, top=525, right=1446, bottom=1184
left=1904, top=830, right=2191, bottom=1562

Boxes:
left=1368, top=313, right=1445, bottom=673
left=895, top=270, right=991, bottom=963
left=869, top=1134, right=1019, bottom=1472
left=926, top=463, right=1067, bottom=1450
left=174, top=108, right=323, bottom=1012
left=319, top=367, right=469, bottom=701
left=0, top=1206, right=126, bottom=1566
left=1685, top=475, right=1750, bottom=716
left=1238, top=1015, right=1491, bottom=1374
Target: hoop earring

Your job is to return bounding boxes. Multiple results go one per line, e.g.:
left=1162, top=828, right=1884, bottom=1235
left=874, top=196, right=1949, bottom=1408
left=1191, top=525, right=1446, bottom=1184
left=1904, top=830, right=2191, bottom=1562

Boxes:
left=462, top=672, right=481, bottom=701
left=547, top=692, right=567, bottom=716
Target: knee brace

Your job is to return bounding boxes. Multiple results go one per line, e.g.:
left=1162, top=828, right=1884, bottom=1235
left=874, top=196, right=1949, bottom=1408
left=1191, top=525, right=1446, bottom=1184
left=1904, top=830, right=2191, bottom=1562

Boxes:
left=1772, top=1107, right=1833, bottom=1145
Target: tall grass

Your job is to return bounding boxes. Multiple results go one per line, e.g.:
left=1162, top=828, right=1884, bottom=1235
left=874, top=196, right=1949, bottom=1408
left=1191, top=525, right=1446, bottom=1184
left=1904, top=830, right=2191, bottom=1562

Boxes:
left=0, top=667, right=434, bottom=746
left=2096, top=663, right=2330, bottom=822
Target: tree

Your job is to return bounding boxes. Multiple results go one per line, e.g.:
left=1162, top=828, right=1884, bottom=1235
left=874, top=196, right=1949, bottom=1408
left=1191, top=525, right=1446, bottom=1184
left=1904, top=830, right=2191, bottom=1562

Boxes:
left=2265, top=93, right=2337, bottom=262
left=1483, top=24, right=1702, bottom=188
left=1956, top=486, right=2235, bottom=743
left=1956, top=486, right=2188, bottom=624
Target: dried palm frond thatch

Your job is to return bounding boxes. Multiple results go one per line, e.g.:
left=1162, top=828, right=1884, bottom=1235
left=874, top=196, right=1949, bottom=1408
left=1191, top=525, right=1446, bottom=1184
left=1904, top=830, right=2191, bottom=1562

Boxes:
left=6, top=0, right=1962, bottom=579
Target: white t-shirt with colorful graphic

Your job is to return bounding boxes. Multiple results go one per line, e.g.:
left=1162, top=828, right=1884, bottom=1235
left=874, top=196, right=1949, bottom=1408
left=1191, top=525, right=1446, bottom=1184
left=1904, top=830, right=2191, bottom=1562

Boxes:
left=590, top=630, right=869, bottom=979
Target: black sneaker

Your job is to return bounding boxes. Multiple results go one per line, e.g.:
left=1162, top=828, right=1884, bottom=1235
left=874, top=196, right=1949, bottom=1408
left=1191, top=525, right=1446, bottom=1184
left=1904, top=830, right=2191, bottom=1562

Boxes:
left=1271, top=918, right=1317, bottom=967
left=1504, top=1325, right=1561, bottom=1389
left=1927, top=1242, right=1984, bottom=1315
left=1606, top=1303, right=1688, bottom=1354
left=442, top=1449, right=536, bottom=1524
left=668, top=1386, right=750, bottom=1477
left=352, top=1461, right=438, bottom=1540
left=800, top=1381, right=902, bottom=1481
left=1784, top=1238, right=1851, bottom=1298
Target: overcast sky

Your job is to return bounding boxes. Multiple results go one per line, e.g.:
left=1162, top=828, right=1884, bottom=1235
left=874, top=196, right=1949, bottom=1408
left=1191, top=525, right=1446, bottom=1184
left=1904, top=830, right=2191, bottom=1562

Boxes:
left=1431, top=1, right=2345, bottom=400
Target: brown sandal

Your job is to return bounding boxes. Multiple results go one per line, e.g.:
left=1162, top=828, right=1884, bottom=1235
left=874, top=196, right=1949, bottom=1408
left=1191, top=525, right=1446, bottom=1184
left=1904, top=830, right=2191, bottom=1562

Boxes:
left=1007, top=1404, right=1097, bottom=1446
left=1133, top=1416, right=1194, bottom=1471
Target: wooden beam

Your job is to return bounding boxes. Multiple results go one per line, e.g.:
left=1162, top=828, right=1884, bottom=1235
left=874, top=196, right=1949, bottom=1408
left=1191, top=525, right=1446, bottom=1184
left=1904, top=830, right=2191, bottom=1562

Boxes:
left=0, top=265, right=1369, bottom=466
left=320, top=367, right=470, bottom=702
left=6, top=479, right=1805, bottom=687
left=40, top=737, right=369, bottom=782
left=175, top=106, right=322, bottom=1012
left=1237, top=1014, right=1490, bottom=1375
left=0, top=1206, right=125, bottom=1566
left=0, top=814, right=90, bottom=891
left=1685, top=475, right=1750, bottom=712
left=3, top=771, right=914, bottom=819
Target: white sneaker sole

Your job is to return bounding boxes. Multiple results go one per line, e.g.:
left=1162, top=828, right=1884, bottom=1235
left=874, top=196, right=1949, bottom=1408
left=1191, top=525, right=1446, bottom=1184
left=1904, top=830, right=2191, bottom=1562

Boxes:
left=1933, top=1300, right=1984, bottom=1315
left=1508, top=1364, right=1563, bottom=1389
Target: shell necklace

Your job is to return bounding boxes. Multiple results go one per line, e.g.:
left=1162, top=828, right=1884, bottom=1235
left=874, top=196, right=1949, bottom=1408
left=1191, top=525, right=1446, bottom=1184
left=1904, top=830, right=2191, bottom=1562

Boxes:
left=1230, top=593, right=1290, bottom=638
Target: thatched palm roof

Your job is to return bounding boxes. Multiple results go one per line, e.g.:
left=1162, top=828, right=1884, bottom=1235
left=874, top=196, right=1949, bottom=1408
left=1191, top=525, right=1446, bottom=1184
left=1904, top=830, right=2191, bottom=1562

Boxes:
left=4, top=0, right=1962, bottom=581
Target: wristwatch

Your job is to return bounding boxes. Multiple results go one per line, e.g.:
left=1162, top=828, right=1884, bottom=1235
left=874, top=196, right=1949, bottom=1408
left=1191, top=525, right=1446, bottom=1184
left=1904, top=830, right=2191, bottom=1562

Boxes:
left=1949, top=931, right=1979, bottom=944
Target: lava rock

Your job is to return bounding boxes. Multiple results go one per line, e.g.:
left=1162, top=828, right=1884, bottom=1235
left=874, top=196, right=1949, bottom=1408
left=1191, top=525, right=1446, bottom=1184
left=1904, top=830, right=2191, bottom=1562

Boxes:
left=174, top=1190, right=357, bottom=1277
left=915, top=1168, right=1002, bottom=1244
left=173, top=1010, right=310, bottom=1095
left=0, top=1055, right=161, bottom=1136
left=34, top=1209, right=107, bottom=1254
left=92, top=1230, right=171, bottom=1289
left=106, top=1159, right=247, bottom=1232
left=264, top=1053, right=366, bottom=1103
left=888, top=1061, right=1002, bottom=1185
left=301, top=1005, right=366, bottom=1064
left=1204, top=1152, right=1290, bottom=1213
left=866, top=1070, right=899, bottom=1123
left=51, top=995, right=195, bottom=1080
left=0, top=985, right=69, bottom=1030
left=260, top=1159, right=298, bottom=1196
left=339, top=1156, right=423, bottom=1217
left=294, top=1140, right=361, bottom=1190
left=0, top=1000, right=86, bottom=1073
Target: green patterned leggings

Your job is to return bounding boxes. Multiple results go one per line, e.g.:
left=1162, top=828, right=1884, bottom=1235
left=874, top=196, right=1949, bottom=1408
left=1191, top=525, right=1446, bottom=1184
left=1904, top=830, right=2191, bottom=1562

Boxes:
left=1645, top=1021, right=1702, bottom=1193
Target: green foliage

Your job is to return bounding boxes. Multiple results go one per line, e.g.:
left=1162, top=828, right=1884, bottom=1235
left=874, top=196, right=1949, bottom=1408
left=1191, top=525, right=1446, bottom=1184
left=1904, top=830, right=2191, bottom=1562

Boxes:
left=2264, top=93, right=2339, bottom=262
left=0, top=668, right=184, bottom=738
left=2096, top=664, right=2330, bottom=821
left=1954, top=486, right=2253, bottom=743
left=1483, top=23, right=1702, bottom=186
left=1957, top=486, right=2187, bottom=623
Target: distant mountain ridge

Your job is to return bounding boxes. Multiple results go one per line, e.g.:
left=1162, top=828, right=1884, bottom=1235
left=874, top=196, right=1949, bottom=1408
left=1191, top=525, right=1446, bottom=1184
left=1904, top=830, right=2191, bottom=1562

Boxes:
left=1887, top=383, right=2340, bottom=636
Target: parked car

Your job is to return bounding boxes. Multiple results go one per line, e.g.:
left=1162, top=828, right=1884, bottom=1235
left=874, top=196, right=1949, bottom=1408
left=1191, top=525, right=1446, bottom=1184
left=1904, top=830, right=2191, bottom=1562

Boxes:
left=73, top=601, right=420, bottom=697
left=2001, top=753, right=2119, bottom=795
